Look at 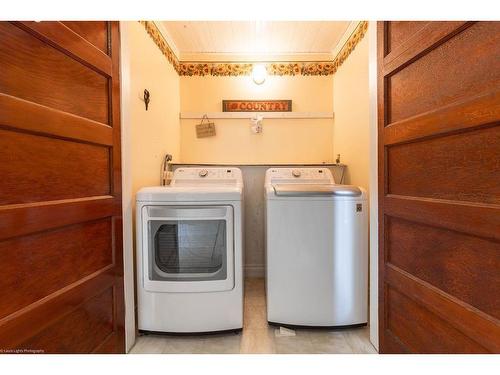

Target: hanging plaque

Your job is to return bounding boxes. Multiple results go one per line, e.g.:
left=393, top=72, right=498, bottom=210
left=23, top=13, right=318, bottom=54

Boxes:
left=195, top=115, right=216, bottom=138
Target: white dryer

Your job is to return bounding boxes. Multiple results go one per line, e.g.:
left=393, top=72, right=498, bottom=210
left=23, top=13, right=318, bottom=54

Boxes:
left=136, top=167, right=243, bottom=333
left=265, top=168, right=368, bottom=327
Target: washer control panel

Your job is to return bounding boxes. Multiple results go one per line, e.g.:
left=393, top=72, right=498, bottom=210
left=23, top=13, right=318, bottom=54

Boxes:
left=266, top=168, right=334, bottom=184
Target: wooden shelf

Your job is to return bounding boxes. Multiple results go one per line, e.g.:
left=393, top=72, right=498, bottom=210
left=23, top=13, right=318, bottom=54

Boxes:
left=179, top=112, right=334, bottom=120
left=172, top=162, right=346, bottom=167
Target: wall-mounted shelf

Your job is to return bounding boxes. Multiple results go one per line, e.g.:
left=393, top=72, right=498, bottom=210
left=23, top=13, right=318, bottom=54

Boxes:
left=172, top=162, right=346, bottom=167
left=179, top=112, right=334, bottom=120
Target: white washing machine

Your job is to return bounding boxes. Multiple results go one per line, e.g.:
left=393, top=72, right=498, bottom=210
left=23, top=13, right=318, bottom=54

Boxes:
left=265, top=168, right=368, bottom=327
left=136, top=167, right=243, bottom=333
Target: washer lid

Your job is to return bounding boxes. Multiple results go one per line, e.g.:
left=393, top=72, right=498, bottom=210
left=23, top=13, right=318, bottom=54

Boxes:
left=136, top=186, right=242, bottom=202
left=272, top=184, right=362, bottom=197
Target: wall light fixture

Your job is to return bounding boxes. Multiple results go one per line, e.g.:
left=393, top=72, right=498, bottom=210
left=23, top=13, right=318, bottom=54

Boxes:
left=252, top=64, right=267, bottom=85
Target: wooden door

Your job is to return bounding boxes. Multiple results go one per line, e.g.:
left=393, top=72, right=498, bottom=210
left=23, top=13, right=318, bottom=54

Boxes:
left=0, top=21, right=124, bottom=353
left=378, top=21, right=500, bottom=353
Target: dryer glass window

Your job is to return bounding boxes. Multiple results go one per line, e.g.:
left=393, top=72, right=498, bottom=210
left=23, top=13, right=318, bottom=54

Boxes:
left=148, top=220, right=228, bottom=281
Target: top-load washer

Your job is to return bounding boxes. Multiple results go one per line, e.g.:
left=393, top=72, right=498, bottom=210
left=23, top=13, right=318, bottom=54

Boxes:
left=136, top=167, right=243, bottom=333
left=265, top=167, right=367, bottom=327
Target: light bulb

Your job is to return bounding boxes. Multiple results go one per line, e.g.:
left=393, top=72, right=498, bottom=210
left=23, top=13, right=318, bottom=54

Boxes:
left=252, top=64, right=267, bottom=85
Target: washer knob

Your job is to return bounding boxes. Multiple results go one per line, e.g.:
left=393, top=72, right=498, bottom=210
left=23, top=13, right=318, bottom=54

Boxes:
left=292, top=169, right=301, bottom=178
left=199, top=169, right=208, bottom=177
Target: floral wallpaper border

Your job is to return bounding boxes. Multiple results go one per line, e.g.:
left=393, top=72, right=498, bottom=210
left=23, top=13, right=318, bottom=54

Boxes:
left=140, top=21, right=368, bottom=77
left=140, top=21, right=181, bottom=73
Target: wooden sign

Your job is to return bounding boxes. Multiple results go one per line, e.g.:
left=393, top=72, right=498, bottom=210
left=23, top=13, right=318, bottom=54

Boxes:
left=196, top=115, right=216, bottom=138
left=196, top=122, right=216, bottom=138
left=222, top=100, right=292, bottom=112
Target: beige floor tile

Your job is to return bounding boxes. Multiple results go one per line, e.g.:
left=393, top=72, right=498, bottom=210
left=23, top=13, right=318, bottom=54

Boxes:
left=129, top=278, right=378, bottom=355
left=129, top=335, right=167, bottom=354
left=202, top=332, right=241, bottom=354
left=306, top=330, right=355, bottom=354
left=162, top=336, right=211, bottom=354
left=240, top=328, right=275, bottom=354
left=245, top=293, right=267, bottom=308
left=245, top=278, right=267, bottom=308
left=272, top=327, right=315, bottom=354
left=243, top=303, right=267, bottom=329
left=245, top=278, right=265, bottom=291
left=343, top=328, right=377, bottom=354
left=274, top=334, right=316, bottom=354
left=244, top=285, right=263, bottom=295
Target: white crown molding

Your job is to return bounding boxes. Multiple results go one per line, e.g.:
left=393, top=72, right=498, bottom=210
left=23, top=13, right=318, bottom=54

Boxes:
left=179, top=52, right=335, bottom=62
left=331, top=21, right=362, bottom=58
left=153, top=21, right=180, bottom=58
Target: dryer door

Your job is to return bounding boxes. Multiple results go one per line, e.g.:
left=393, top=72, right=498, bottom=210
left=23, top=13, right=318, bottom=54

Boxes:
left=142, top=205, right=234, bottom=293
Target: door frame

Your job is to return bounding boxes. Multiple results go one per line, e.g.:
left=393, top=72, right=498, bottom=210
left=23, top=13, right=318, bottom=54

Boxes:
left=118, top=20, right=136, bottom=353
left=367, top=21, right=380, bottom=351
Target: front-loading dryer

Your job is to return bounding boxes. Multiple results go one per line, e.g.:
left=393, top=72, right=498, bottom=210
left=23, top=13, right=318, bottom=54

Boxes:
left=264, top=168, right=368, bottom=328
left=136, top=167, right=243, bottom=333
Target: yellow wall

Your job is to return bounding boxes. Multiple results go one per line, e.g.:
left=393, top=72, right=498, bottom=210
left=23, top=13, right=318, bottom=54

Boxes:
left=124, top=20, right=368, bottom=181
left=120, top=22, right=181, bottom=350
left=333, top=36, right=369, bottom=190
left=127, top=21, right=180, bottom=194
left=179, top=75, right=334, bottom=164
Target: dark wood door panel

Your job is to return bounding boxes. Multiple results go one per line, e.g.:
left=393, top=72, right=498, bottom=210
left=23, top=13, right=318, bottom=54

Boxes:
left=384, top=91, right=500, bottom=145
left=386, top=287, right=489, bottom=353
left=387, top=125, right=500, bottom=204
left=0, top=93, right=114, bottom=146
left=384, top=196, right=500, bottom=242
left=387, top=22, right=500, bottom=124
left=387, top=216, right=500, bottom=319
left=386, top=264, right=500, bottom=353
left=385, top=21, right=428, bottom=55
left=0, top=218, right=113, bottom=320
left=0, top=21, right=124, bottom=353
left=19, top=288, right=115, bottom=354
left=0, top=268, right=117, bottom=349
left=0, top=196, right=116, bottom=241
left=0, top=22, right=110, bottom=124
left=61, top=21, right=109, bottom=55
left=382, top=330, right=411, bottom=353
left=383, top=22, right=471, bottom=76
left=92, top=332, right=124, bottom=354
left=378, top=21, right=500, bottom=354
left=385, top=21, right=429, bottom=54
left=15, top=21, right=112, bottom=77
left=0, top=129, right=111, bottom=205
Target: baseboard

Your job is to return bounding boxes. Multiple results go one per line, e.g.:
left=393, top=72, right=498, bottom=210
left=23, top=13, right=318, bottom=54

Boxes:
left=244, top=264, right=265, bottom=278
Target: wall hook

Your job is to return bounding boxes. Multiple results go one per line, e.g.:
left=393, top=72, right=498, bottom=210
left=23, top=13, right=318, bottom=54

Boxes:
left=143, top=89, right=150, bottom=111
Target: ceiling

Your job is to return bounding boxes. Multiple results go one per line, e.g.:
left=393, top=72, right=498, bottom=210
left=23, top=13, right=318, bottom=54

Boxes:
left=161, top=21, right=351, bottom=57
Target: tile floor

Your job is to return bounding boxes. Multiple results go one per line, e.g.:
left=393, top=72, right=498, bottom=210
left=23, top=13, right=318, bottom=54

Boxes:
left=130, top=278, right=377, bottom=354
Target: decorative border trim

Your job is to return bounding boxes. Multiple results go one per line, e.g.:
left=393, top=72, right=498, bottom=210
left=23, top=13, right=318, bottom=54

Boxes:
left=140, top=21, right=180, bottom=73
left=139, top=21, right=368, bottom=77
left=331, top=21, right=368, bottom=74
left=179, top=62, right=253, bottom=77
